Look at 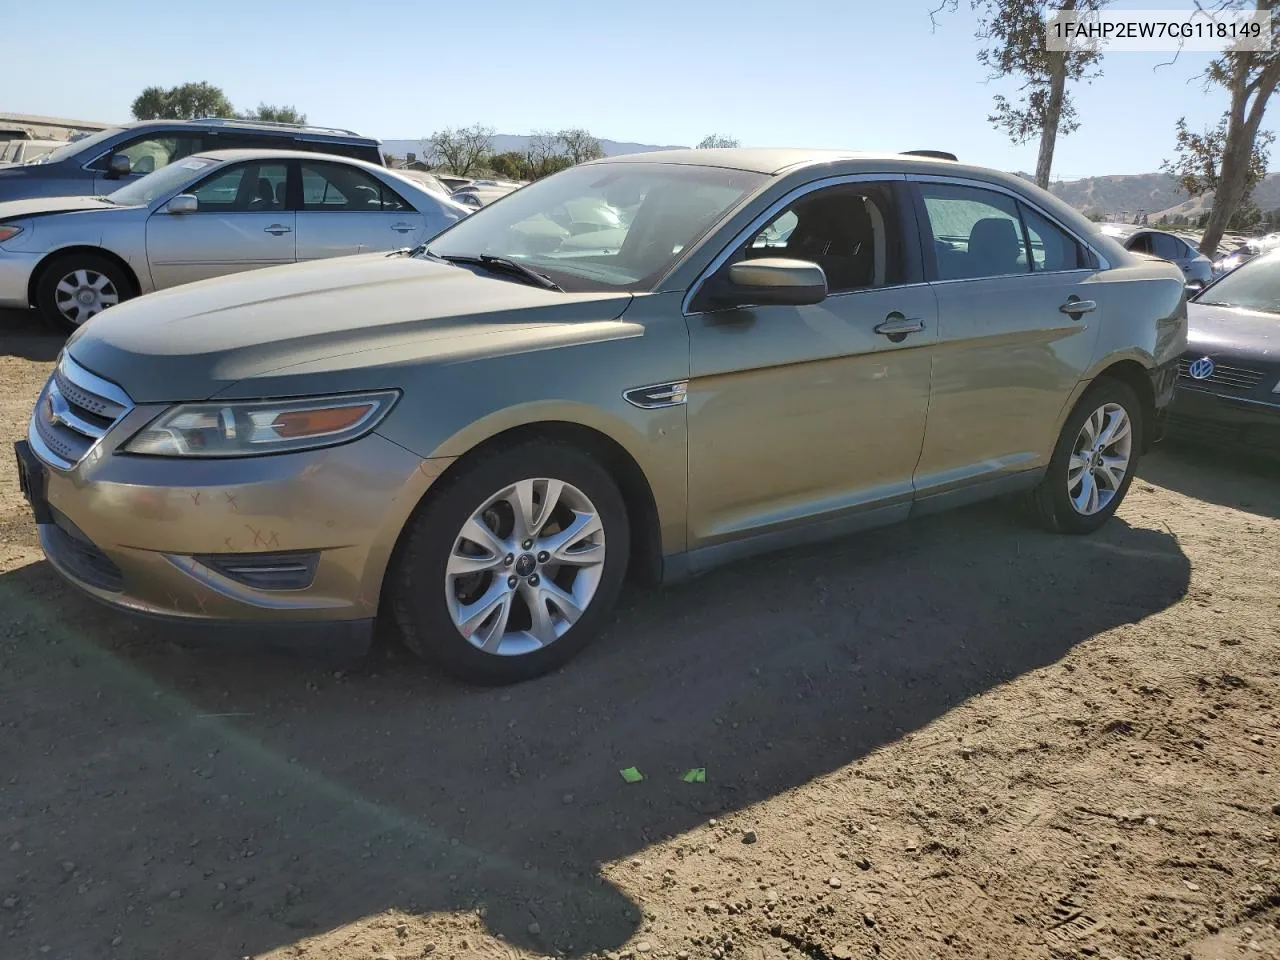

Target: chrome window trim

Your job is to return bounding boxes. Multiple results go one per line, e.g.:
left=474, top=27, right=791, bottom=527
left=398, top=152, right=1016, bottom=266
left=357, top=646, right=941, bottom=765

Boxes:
left=925, top=268, right=1099, bottom=288
left=681, top=172, right=909, bottom=317
left=907, top=173, right=1113, bottom=272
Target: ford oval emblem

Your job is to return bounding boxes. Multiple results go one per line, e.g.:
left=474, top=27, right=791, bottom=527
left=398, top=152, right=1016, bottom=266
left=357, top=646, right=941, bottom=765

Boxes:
left=1187, top=356, right=1215, bottom=380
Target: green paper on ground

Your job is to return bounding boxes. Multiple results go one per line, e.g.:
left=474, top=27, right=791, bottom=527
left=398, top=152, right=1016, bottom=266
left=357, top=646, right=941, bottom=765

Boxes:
left=681, top=768, right=706, bottom=783
left=619, top=766, right=644, bottom=783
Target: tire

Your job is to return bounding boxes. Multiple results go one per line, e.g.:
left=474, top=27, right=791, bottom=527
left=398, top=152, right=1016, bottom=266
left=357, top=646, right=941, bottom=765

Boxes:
left=1028, top=377, right=1144, bottom=534
left=35, top=253, right=132, bottom=333
left=389, top=439, right=630, bottom=684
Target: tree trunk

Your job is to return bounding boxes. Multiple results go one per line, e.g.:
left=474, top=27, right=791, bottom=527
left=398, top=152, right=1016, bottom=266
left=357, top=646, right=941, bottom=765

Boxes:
left=1035, top=53, right=1068, bottom=190
left=1200, top=1, right=1280, bottom=255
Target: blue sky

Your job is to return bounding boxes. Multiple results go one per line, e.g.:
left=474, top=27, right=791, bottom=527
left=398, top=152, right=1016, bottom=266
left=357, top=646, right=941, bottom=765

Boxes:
left=4, top=0, right=1268, bottom=179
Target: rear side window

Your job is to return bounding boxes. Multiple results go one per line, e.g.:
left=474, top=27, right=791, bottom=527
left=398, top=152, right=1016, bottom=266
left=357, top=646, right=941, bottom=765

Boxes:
left=300, top=161, right=408, bottom=211
left=301, top=141, right=383, bottom=164
left=1019, top=203, right=1090, bottom=272
left=919, top=184, right=1028, bottom=280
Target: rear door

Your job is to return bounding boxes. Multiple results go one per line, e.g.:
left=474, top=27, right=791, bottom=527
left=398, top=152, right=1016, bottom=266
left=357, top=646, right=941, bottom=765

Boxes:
left=909, top=178, right=1105, bottom=495
left=146, top=159, right=295, bottom=288
left=294, top=160, right=423, bottom=260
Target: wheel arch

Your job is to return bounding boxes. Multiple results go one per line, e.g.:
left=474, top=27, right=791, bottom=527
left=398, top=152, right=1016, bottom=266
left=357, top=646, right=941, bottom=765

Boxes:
left=392, top=414, right=669, bottom=590
left=27, top=245, right=143, bottom=307
left=1091, top=358, right=1157, bottom=453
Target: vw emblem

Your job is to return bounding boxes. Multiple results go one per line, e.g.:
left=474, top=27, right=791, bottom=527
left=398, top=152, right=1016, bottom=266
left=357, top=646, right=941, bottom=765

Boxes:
left=1187, top=356, right=1215, bottom=380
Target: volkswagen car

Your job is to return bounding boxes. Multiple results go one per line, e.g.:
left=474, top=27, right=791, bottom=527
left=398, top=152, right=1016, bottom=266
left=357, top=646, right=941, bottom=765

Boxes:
left=16, top=148, right=1187, bottom=683
left=1168, top=248, right=1280, bottom=451
left=0, top=149, right=468, bottom=329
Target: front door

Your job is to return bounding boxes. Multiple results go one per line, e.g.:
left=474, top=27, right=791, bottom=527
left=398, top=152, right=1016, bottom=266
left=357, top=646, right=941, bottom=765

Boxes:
left=684, top=179, right=937, bottom=554
left=294, top=160, right=425, bottom=260
left=146, top=160, right=295, bottom=289
left=909, top=179, right=1104, bottom=494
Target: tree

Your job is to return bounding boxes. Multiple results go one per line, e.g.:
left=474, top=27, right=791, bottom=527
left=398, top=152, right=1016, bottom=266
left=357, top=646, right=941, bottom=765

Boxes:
left=243, top=103, right=307, bottom=124
left=1166, top=0, right=1280, bottom=255
left=697, top=134, right=741, bottom=149
left=489, top=151, right=530, bottom=180
left=933, top=0, right=1107, bottom=188
left=424, top=124, right=495, bottom=176
left=130, top=82, right=236, bottom=121
left=557, top=128, right=604, bottom=164
left=524, top=130, right=571, bottom=179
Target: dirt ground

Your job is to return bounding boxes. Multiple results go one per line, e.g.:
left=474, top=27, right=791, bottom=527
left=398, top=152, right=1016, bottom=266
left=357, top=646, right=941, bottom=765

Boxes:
left=0, top=306, right=1277, bottom=960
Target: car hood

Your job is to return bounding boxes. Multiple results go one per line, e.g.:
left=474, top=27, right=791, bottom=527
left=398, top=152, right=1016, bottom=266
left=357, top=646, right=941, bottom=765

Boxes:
left=1186, top=301, right=1280, bottom=361
left=67, top=253, right=634, bottom=403
left=0, top=194, right=128, bottom=221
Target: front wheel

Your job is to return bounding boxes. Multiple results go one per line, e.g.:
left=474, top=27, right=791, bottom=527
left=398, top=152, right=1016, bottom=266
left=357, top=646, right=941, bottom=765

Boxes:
left=388, top=440, right=630, bottom=684
left=35, top=253, right=132, bottom=332
left=1029, top=378, right=1143, bottom=534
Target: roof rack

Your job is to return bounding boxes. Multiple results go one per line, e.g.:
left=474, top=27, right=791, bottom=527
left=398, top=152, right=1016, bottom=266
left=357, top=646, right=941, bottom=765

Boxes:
left=193, top=117, right=365, bottom=138
left=901, top=150, right=958, bottom=161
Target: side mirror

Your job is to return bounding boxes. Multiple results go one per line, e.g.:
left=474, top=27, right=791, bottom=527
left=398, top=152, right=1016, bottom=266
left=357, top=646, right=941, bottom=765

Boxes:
left=165, top=194, right=198, bottom=215
left=106, top=153, right=132, bottom=179
left=721, top=258, right=828, bottom=307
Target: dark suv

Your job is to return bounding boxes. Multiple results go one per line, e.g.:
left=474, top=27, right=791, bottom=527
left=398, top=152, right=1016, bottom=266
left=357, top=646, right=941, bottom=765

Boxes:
left=0, top=118, right=384, bottom=201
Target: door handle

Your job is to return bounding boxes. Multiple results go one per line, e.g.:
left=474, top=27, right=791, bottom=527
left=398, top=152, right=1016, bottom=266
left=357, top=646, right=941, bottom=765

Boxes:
left=391, top=222, right=416, bottom=233
left=874, top=315, right=925, bottom=339
left=1059, top=297, right=1096, bottom=317
left=264, top=224, right=292, bottom=236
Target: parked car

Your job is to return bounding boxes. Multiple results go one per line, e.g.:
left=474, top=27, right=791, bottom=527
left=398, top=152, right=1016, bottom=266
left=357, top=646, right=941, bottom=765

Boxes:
left=451, top=180, right=522, bottom=209
left=1212, top=241, right=1259, bottom=276
left=0, top=118, right=384, bottom=202
left=0, top=149, right=469, bottom=329
left=1120, top=228, right=1213, bottom=288
left=435, top=174, right=474, bottom=193
left=0, top=138, right=64, bottom=165
left=16, top=148, right=1186, bottom=683
left=396, top=169, right=455, bottom=198
left=1167, top=248, right=1280, bottom=451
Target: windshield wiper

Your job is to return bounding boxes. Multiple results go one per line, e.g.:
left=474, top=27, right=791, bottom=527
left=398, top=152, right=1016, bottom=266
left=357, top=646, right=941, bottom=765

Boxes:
left=438, top=254, right=563, bottom=292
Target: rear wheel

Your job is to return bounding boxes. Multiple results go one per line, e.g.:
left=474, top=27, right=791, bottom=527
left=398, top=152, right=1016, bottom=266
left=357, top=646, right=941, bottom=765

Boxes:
left=389, top=440, right=630, bottom=684
left=1029, top=378, right=1143, bottom=534
left=35, top=253, right=132, bottom=333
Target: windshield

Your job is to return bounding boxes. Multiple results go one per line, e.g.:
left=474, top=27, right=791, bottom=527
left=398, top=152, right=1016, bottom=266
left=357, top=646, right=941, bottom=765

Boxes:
left=1195, top=248, right=1280, bottom=314
left=31, top=126, right=125, bottom=166
left=426, top=162, right=767, bottom=292
left=107, top=156, right=218, bottom=206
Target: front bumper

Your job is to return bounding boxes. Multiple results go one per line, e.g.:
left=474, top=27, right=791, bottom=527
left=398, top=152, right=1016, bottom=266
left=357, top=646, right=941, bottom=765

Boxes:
left=1166, top=385, right=1280, bottom=452
left=25, top=417, right=454, bottom=633
left=0, top=249, right=38, bottom=308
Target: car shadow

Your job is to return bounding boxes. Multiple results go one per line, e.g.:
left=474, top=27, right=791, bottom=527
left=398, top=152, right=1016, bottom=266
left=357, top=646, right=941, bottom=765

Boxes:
left=0, top=307, right=61, bottom=362
left=0, top=502, right=1191, bottom=960
left=1140, top=441, right=1280, bottom=520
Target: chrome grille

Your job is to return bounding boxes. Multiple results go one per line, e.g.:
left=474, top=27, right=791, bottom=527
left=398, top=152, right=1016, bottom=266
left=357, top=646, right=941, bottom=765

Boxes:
left=1177, top=358, right=1267, bottom=392
left=28, top=354, right=134, bottom=470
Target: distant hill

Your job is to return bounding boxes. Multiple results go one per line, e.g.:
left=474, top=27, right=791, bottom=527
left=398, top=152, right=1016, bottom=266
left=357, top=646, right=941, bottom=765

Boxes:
left=381, top=135, right=685, bottom=163
left=1046, top=171, right=1280, bottom=219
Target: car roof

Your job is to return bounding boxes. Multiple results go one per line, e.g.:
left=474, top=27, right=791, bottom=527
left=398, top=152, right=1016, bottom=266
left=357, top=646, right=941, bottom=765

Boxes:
left=117, top=118, right=377, bottom=143
left=189, top=148, right=384, bottom=166
left=585, top=147, right=980, bottom=175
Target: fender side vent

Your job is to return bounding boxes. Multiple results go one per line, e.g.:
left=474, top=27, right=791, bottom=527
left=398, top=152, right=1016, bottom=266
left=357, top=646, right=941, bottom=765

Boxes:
left=623, top=381, right=688, bottom=409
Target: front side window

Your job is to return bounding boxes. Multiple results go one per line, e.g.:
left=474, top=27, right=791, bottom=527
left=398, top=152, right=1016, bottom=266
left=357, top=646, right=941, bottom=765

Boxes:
left=425, top=162, right=767, bottom=292
left=300, top=162, right=407, bottom=211
left=919, top=184, right=1028, bottom=280
left=92, top=135, right=203, bottom=174
left=741, top=183, right=904, bottom=293
left=190, top=161, right=288, bottom=212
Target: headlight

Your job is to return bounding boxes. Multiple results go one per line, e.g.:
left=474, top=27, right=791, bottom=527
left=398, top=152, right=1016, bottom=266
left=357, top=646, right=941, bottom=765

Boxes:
left=123, top=391, right=399, bottom=457
left=0, top=225, right=23, bottom=243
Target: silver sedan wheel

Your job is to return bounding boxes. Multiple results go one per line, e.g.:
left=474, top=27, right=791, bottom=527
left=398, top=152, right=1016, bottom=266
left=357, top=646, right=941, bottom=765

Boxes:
left=1067, top=402, right=1133, bottom=516
left=54, top=268, right=120, bottom=326
left=445, top=478, right=606, bottom=657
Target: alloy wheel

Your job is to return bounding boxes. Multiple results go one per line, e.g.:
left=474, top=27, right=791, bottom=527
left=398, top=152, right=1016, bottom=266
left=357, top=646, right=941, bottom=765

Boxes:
left=1067, top=402, right=1133, bottom=516
left=444, top=478, right=606, bottom=656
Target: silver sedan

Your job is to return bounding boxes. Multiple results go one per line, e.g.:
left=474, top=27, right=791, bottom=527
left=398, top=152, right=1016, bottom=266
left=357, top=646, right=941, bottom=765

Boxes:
left=0, top=149, right=470, bottom=330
